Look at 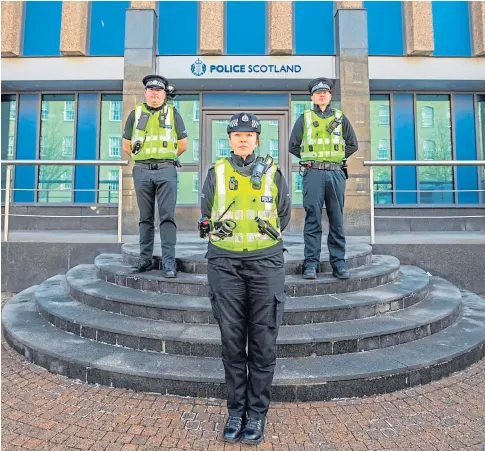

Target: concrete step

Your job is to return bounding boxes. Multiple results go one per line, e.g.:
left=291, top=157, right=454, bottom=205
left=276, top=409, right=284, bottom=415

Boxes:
left=36, top=275, right=461, bottom=358
left=67, top=264, right=430, bottom=325
left=120, top=243, right=373, bottom=275
left=3, top=286, right=485, bottom=401
left=94, top=254, right=401, bottom=297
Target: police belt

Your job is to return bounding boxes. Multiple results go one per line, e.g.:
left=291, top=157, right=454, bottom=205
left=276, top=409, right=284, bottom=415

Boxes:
left=308, top=162, right=343, bottom=171
left=135, top=160, right=176, bottom=170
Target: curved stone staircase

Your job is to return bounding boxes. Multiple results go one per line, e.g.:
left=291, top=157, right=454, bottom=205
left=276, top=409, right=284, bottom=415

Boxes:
left=3, top=240, right=485, bottom=401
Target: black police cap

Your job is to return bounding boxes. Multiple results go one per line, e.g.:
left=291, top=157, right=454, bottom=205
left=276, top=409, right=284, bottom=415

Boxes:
left=143, top=74, right=168, bottom=90
left=227, top=112, right=262, bottom=134
left=308, top=77, right=333, bottom=94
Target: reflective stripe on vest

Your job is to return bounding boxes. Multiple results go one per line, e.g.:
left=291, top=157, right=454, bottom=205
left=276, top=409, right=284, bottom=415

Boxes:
left=211, top=158, right=280, bottom=252
left=301, top=109, right=346, bottom=163
left=131, top=103, right=178, bottom=161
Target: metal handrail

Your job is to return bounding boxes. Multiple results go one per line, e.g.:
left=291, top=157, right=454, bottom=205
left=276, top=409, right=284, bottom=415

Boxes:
left=1, top=160, right=129, bottom=243
left=363, top=160, right=485, bottom=244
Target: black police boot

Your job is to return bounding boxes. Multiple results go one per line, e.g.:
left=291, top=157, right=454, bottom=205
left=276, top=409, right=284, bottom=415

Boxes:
left=132, top=259, right=154, bottom=273
left=302, top=265, right=317, bottom=280
left=332, top=265, right=350, bottom=280
left=162, top=261, right=177, bottom=278
left=241, top=417, right=265, bottom=445
left=222, top=416, right=245, bottom=443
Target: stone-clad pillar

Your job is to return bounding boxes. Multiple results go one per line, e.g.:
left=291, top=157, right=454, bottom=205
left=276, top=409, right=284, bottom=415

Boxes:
left=122, top=7, right=158, bottom=234
left=268, top=2, right=293, bottom=55
left=1, top=1, right=24, bottom=57
left=199, top=1, right=224, bottom=55
left=334, top=5, right=371, bottom=237
left=403, top=1, right=434, bottom=56
left=470, top=1, right=485, bottom=56
left=60, top=2, right=89, bottom=56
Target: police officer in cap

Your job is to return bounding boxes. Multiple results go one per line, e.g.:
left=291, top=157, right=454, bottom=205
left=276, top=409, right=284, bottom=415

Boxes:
left=289, top=78, right=358, bottom=280
left=199, top=113, right=291, bottom=444
left=122, top=75, right=188, bottom=277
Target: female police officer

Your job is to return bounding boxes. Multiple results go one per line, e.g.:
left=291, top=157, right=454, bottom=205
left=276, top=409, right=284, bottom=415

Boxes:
left=199, top=113, right=291, bottom=444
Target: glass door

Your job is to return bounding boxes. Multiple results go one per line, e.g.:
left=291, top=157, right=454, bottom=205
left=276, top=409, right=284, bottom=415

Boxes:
left=201, top=111, right=289, bottom=187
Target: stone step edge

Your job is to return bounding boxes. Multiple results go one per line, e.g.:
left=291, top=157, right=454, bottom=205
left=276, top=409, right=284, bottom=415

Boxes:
left=67, top=264, right=430, bottom=321
left=36, top=276, right=461, bottom=356
left=3, top=287, right=485, bottom=401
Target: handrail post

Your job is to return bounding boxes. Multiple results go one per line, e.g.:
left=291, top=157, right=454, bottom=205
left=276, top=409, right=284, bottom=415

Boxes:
left=369, top=166, right=375, bottom=245
left=3, top=165, right=12, bottom=242
left=117, top=166, right=123, bottom=243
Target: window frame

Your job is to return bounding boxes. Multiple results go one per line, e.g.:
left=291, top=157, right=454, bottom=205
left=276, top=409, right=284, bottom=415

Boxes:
left=108, top=136, right=122, bottom=158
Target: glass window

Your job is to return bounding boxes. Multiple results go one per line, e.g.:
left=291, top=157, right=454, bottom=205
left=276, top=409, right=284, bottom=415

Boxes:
left=291, top=171, right=304, bottom=204
left=41, top=101, right=49, bottom=120
left=377, top=139, right=389, bottom=160
left=99, top=94, right=123, bottom=203
left=1, top=95, right=16, bottom=203
left=216, top=138, right=231, bottom=158
left=109, top=137, right=122, bottom=157
left=370, top=95, right=392, bottom=204
left=8, top=136, right=14, bottom=157
left=416, top=95, right=453, bottom=204
left=192, top=138, right=199, bottom=161
left=290, top=97, right=313, bottom=165
left=192, top=173, right=199, bottom=192
left=379, top=104, right=390, bottom=126
left=269, top=139, right=278, bottom=159
left=62, top=136, right=74, bottom=157
left=64, top=100, right=75, bottom=121
left=421, top=106, right=434, bottom=128
left=38, top=94, right=75, bottom=203
left=269, top=120, right=278, bottom=126
left=216, top=119, right=229, bottom=125
left=109, top=101, right=122, bottom=121
left=177, top=171, right=199, bottom=204
left=9, top=102, right=16, bottom=120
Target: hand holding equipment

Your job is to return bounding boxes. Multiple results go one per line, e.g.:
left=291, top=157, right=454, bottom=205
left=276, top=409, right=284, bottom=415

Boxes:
left=255, top=217, right=281, bottom=241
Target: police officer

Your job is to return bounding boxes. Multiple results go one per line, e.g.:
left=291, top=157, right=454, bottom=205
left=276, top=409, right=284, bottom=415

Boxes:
left=199, top=113, right=291, bottom=445
left=289, top=78, right=358, bottom=280
left=122, top=75, right=188, bottom=277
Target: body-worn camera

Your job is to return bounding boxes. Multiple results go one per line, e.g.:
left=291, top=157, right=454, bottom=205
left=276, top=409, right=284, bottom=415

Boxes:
left=250, top=155, right=273, bottom=189
left=132, top=141, right=143, bottom=155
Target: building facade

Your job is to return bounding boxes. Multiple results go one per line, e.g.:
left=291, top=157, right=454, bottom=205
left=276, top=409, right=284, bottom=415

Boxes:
left=1, top=1, right=485, bottom=234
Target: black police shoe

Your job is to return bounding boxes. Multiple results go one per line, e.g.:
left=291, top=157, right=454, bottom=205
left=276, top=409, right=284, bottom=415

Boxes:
left=332, top=266, right=350, bottom=279
left=223, top=416, right=245, bottom=443
left=241, top=417, right=265, bottom=445
left=303, top=266, right=317, bottom=279
left=162, top=262, right=177, bottom=278
left=132, top=259, right=154, bottom=273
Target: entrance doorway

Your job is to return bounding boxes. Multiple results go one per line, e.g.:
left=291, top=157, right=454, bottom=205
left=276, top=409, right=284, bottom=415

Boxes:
left=201, top=111, right=290, bottom=183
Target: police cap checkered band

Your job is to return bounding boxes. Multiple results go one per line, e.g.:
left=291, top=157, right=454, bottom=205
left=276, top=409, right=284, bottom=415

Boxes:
left=227, top=112, right=262, bottom=134
left=308, top=77, right=333, bottom=94
left=143, top=74, right=168, bottom=90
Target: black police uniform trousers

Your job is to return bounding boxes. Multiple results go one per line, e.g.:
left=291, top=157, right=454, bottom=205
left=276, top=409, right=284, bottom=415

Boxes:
left=303, top=167, right=346, bottom=269
left=207, top=253, right=286, bottom=421
left=132, top=164, right=177, bottom=266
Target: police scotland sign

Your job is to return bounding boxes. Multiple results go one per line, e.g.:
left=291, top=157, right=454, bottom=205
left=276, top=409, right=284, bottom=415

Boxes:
left=157, top=56, right=335, bottom=80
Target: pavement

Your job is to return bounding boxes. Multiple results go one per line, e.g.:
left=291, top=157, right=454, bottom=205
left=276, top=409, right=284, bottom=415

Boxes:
left=2, top=290, right=485, bottom=451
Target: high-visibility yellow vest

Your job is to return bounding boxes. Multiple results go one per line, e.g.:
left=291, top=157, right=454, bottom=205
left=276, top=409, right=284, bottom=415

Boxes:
left=131, top=103, right=178, bottom=161
left=301, top=108, right=346, bottom=163
left=211, top=158, right=281, bottom=252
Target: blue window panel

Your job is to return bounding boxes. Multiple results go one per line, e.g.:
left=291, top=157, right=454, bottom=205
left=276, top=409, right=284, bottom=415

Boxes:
left=14, top=95, right=40, bottom=202
left=294, top=2, right=334, bottom=55
left=202, top=93, right=288, bottom=108
left=158, top=2, right=198, bottom=54
left=74, top=94, right=98, bottom=203
left=226, top=2, right=266, bottom=54
left=393, top=94, right=417, bottom=204
left=432, top=2, right=471, bottom=56
left=23, top=2, right=62, bottom=56
left=89, top=2, right=130, bottom=56
left=364, top=1, right=403, bottom=55
left=454, top=95, right=478, bottom=204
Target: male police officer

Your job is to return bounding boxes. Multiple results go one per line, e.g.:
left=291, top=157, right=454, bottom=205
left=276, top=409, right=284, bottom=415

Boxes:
left=289, top=78, right=358, bottom=280
left=199, top=113, right=291, bottom=444
left=122, top=75, right=188, bottom=277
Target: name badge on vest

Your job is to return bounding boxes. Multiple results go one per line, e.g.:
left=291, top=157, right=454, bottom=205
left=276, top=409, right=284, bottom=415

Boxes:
left=261, top=196, right=273, bottom=203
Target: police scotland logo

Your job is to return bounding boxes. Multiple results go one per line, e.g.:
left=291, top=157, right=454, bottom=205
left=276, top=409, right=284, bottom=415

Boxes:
left=191, top=58, right=206, bottom=76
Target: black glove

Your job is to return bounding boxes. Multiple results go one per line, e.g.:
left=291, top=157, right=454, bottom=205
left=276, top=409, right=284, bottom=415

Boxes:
left=198, top=217, right=211, bottom=238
